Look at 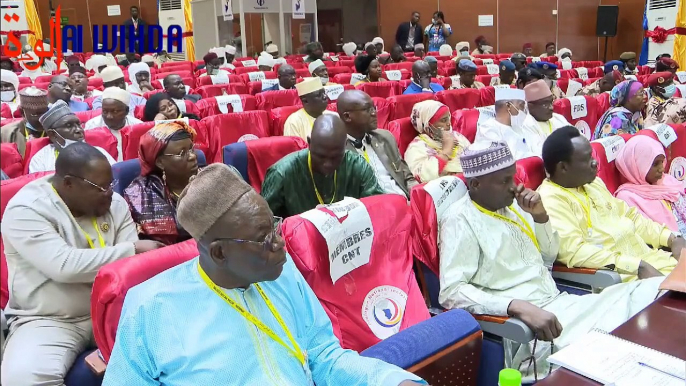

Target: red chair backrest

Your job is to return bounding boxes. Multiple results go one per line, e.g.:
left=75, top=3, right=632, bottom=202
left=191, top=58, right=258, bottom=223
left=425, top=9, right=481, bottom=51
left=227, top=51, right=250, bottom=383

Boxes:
left=194, top=83, right=250, bottom=99
left=22, top=137, right=51, bottom=174
left=35, top=75, right=53, bottom=83
left=451, top=108, right=483, bottom=143
left=84, top=127, right=120, bottom=160
left=590, top=136, right=628, bottom=194
left=387, top=93, right=436, bottom=122
left=196, top=74, right=244, bottom=87
left=373, top=97, right=393, bottom=129
left=245, top=136, right=308, bottom=193
left=120, top=119, right=214, bottom=162
left=196, top=95, right=257, bottom=117
left=283, top=194, right=430, bottom=352
left=17, top=76, right=32, bottom=84
left=91, top=239, right=199, bottom=362
left=1, top=143, right=23, bottom=178
left=515, top=157, right=546, bottom=190
left=355, top=82, right=402, bottom=98
left=435, top=88, right=482, bottom=112
left=387, top=118, right=417, bottom=157
left=596, top=92, right=611, bottom=116
left=239, top=71, right=277, bottom=85
left=636, top=124, right=686, bottom=176
left=255, top=89, right=301, bottom=111
left=75, top=109, right=102, bottom=124
left=479, top=86, right=496, bottom=106
left=410, top=176, right=468, bottom=275
left=0, top=103, right=12, bottom=119
left=383, top=62, right=415, bottom=72
left=333, top=73, right=353, bottom=85
left=201, top=111, right=271, bottom=158
left=87, top=77, right=104, bottom=89
left=269, top=105, right=302, bottom=136
left=552, top=96, right=599, bottom=140
left=234, top=66, right=259, bottom=75
left=327, top=67, right=353, bottom=77
left=155, top=70, right=192, bottom=79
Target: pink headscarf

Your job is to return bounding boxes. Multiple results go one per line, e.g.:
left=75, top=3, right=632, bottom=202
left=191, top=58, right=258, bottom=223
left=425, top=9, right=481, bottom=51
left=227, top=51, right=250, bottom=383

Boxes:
left=615, top=135, right=685, bottom=231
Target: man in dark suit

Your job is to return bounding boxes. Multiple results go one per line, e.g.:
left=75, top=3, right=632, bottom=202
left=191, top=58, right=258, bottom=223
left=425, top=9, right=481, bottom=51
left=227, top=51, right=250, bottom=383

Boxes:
left=338, top=90, right=417, bottom=199
left=163, top=74, right=201, bottom=103
left=123, top=6, right=147, bottom=54
left=395, top=12, right=423, bottom=53
left=262, top=64, right=297, bottom=92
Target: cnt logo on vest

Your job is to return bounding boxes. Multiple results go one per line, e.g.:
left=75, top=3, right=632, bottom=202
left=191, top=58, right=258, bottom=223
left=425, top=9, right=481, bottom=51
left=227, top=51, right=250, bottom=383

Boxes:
left=3, top=6, right=186, bottom=72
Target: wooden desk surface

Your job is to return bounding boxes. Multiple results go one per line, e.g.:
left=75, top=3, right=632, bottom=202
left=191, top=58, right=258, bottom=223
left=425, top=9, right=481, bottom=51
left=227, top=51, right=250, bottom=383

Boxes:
left=536, top=291, right=686, bottom=386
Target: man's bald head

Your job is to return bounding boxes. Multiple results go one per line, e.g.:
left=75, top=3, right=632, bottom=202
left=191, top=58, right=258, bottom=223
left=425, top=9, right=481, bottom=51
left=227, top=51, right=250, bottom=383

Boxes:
left=48, top=75, right=73, bottom=103
left=276, top=64, right=297, bottom=89
left=277, top=64, right=294, bottom=76
left=337, top=90, right=377, bottom=136
left=308, top=114, right=347, bottom=176
left=412, top=60, right=431, bottom=85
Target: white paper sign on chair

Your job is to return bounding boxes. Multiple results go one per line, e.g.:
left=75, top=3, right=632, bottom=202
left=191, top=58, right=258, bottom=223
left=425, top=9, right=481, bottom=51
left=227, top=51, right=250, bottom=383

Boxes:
left=592, top=135, right=626, bottom=163
left=556, top=69, right=562, bottom=79
left=482, top=58, right=494, bottom=65
left=248, top=71, right=266, bottom=82
left=261, top=78, right=279, bottom=91
left=210, top=73, right=229, bottom=85
left=385, top=70, right=402, bottom=81
left=324, top=84, right=345, bottom=101
left=531, top=57, right=541, bottom=63
left=576, top=67, right=588, bottom=80
left=646, top=124, right=677, bottom=147
left=299, top=197, right=374, bottom=285
left=241, top=59, right=257, bottom=67
left=215, top=94, right=243, bottom=114
left=568, top=96, right=588, bottom=120
left=561, top=60, right=573, bottom=70
left=350, top=73, right=366, bottom=85
left=676, top=71, right=686, bottom=84
left=450, top=75, right=461, bottom=88
left=566, top=80, right=583, bottom=98
left=486, top=64, right=500, bottom=75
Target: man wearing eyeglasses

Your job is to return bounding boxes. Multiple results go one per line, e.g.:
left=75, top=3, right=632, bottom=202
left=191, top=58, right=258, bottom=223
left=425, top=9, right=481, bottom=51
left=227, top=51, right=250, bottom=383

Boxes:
left=29, top=100, right=116, bottom=173
left=339, top=90, right=417, bottom=199
left=102, top=163, right=426, bottom=386
left=47, top=75, right=90, bottom=113
left=1, top=142, right=164, bottom=385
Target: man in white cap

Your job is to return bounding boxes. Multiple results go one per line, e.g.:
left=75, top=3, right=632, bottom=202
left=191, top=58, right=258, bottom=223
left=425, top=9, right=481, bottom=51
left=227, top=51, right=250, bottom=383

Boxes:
left=1, top=142, right=162, bottom=386
left=29, top=100, right=115, bottom=173
left=126, top=62, right=154, bottom=96
left=413, top=43, right=425, bottom=58
left=1, top=69, right=20, bottom=113
left=266, top=43, right=280, bottom=59
left=439, top=141, right=664, bottom=383
left=224, top=45, right=237, bottom=69
left=308, top=59, right=337, bottom=86
left=18, top=51, right=51, bottom=81
left=454, top=42, right=472, bottom=60
left=141, top=54, right=156, bottom=69
left=85, top=87, right=143, bottom=161
left=209, top=47, right=229, bottom=69
left=91, top=66, right=146, bottom=111
left=372, top=37, right=387, bottom=56
left=475, top=88, right=542, bottom=160
left=86, top=54, right=109, bottom=76
left=438, top=44, right=452, bottom=57
left=284, top=77, right=335, bottom=140
left=257, top=55, right=275, bottom=72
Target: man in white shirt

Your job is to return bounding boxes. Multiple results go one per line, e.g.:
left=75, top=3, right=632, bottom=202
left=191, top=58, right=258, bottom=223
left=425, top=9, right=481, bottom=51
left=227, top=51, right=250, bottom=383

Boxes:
left=91, top=66, right=146, bottom=111
left=224, top=45, right=237, bottom=70
left=339, top=90, right=417, bottom=199
left=85, top=87, right=143, bottom=161
left=1, top=142, right=163, bottom=386
left=439, top=141, right=664, bottom=382
left=30, top=100, right=115, bottom=173
left=521, top=79, right=570, bottom=152
left=475, top=88, right=542, bottom=160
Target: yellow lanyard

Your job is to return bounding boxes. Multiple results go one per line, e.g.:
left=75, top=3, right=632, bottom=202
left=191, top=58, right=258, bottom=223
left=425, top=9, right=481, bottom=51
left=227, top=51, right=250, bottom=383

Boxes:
left=308, top=152, right=337, bottom=205
left=419, top=135, right=459, bottom=159
left=546, top=121, right=553, bottom=135
left=548, top=181, right=593, bottom=236
left=51, top=186, right=106, bottom=248
left=197, top=263, right=306, bottom=366
left=361, top=148, right=370, bottom=164
left=663, top=200, right=672, bottom=211
left=25, top=126, right=45, bottom=141
left=473, top=202, right=540, bottom=251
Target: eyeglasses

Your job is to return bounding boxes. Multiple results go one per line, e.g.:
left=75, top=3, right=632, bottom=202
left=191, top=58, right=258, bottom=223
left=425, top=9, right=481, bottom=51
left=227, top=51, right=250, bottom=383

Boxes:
left=519, top=337, right=554, bottom=383
left=162, top=145, right=195, bottom=159
left=67, top=174, right=115, bottom=193
left=348, top=105, right=377, bottom=114
left=219, top=216, right=284, bottom=252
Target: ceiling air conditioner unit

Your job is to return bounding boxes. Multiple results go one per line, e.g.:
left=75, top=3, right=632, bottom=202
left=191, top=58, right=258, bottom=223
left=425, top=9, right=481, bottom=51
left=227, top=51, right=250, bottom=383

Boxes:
left=158, top=0, right=187, bottom=60
left=645, top=0, right=680, bottom=64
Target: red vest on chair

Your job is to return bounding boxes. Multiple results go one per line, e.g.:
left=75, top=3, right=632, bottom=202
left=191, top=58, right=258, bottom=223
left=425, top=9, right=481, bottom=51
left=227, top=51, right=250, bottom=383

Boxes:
left=283, top=195, right=430, bottom=352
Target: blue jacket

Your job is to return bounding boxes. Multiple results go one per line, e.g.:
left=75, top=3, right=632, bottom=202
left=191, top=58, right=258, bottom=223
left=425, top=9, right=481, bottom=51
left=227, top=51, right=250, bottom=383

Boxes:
left=403, top=82, right=444, bottom=95
left=68, top=99, right=90, bottom=112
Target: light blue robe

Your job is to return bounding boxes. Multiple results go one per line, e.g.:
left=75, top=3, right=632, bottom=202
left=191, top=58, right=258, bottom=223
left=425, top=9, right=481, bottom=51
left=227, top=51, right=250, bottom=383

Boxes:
left=102, top=256, right=425, bottom=386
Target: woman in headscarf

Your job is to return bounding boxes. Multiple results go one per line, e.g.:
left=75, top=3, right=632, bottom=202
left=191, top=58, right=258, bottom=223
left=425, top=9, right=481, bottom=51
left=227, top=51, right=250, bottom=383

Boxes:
left=353, top=56, right=386, bottom=85
left=404, top=100, right=471, bottom=183
left=453, top=42, right=473, bottom=60
left=18, top=51, right=51, bottom=81
left=123, top=121, right=199, bottom=245
left=143, top=93, right=201, bottom=122
left=615, top=135, right=686, bottom=235
left=593, top=80, right=646, bottom=139
left=557, top=48, right=572, bottom=61
left=126, top=62, right=155, bottom=96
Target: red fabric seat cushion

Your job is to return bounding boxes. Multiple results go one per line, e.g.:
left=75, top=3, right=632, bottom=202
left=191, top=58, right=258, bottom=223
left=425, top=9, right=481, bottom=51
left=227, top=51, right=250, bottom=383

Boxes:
left=245, top=136, right=308, bottom=193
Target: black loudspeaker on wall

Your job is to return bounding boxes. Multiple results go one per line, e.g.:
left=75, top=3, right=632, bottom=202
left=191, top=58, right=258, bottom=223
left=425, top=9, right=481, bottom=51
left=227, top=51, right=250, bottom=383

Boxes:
left=596, top=5, right=619, bottom=37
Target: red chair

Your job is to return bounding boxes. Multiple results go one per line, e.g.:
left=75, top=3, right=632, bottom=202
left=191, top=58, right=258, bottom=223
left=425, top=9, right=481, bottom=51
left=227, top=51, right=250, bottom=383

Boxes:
left=583, top=61, right=603, bottom=68
left=155, top=70, right=192, bottom=79
left=35, top=75, right=53, bottom=83
left=387, top=117, right=417, bottom=157
left=247, top=81, right=285, bottom=95
left=387, top=93, right=436, bottom=122
left=596, top=92, right=611, bottom=117
left=194, top=84, right=250, bottom=99
left=1, top=143, right=23, bottom=178
left=381, top=70, right=411, bottom=81
left=355, top=82, right=403, bottom=98
left=338, top=60, right=355, bottom=68
left=327, top=66, right=353, bottom=77
left=590, top=136, right=628, bottom=194
left=196, top=74, right=244, bottom=87
left=152, top=77, right=196, bottom=90
left=451, top=108, right=483, bottom=143
left=478, top=87, right=496, bottom=106
left=515, top=157, right=546, bottom=189
left=553, top=96, right=599, bottom=139
left=333, top=73, right=354, bottom=85
left=372, top=97, right=392, bottom=129
left=383, top=62, right=415, bottom=72
left=586, top=68, right=604, bottom=78
left=243, top=136, right=308, bottom=193
left=269, top=106, right=302, bottom=136
left=18, top=76, right=32, bottom=84
left=75, top=109, right=102, bottom=124
left=88, top=77, right=104, bottom=89
left=1, top=103, right=13, bottom=119
left=239, top=71, right=277, bottom=85
left=201, top=111, right=271, bottom=161
left=234, top=66, right=260, bottom=75
left=283, top=194, right=430, bottom=352
left=295, top=69, right=311, bottom=78
left=476, top=75, right=494, bottom=86
left=559, top=69, right=578, bottom=79
left=22, top=137, right=51, bottom=174
left=120, top=119, right=215, bottom=162
left=255, top=89, right=301, bottom=111
left=92, top=239, right=199, bottom=362
left=142, top=89, right=166, bottom=99
left=195, top=95, right=257, bottom=117
left=637, top=124, right=686, bottom=175
left=435, top=88, right=481, bottom=112
left=84, top=127, right=119, bottom=160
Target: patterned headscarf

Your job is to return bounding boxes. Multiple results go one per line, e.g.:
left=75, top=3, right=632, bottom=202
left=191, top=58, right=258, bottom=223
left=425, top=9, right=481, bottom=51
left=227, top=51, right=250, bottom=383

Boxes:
left=410, top=100, right=450, bottom=134
left=139, top=121, right=196, bottom=176
left=610, top=80, right=643, bottom=107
